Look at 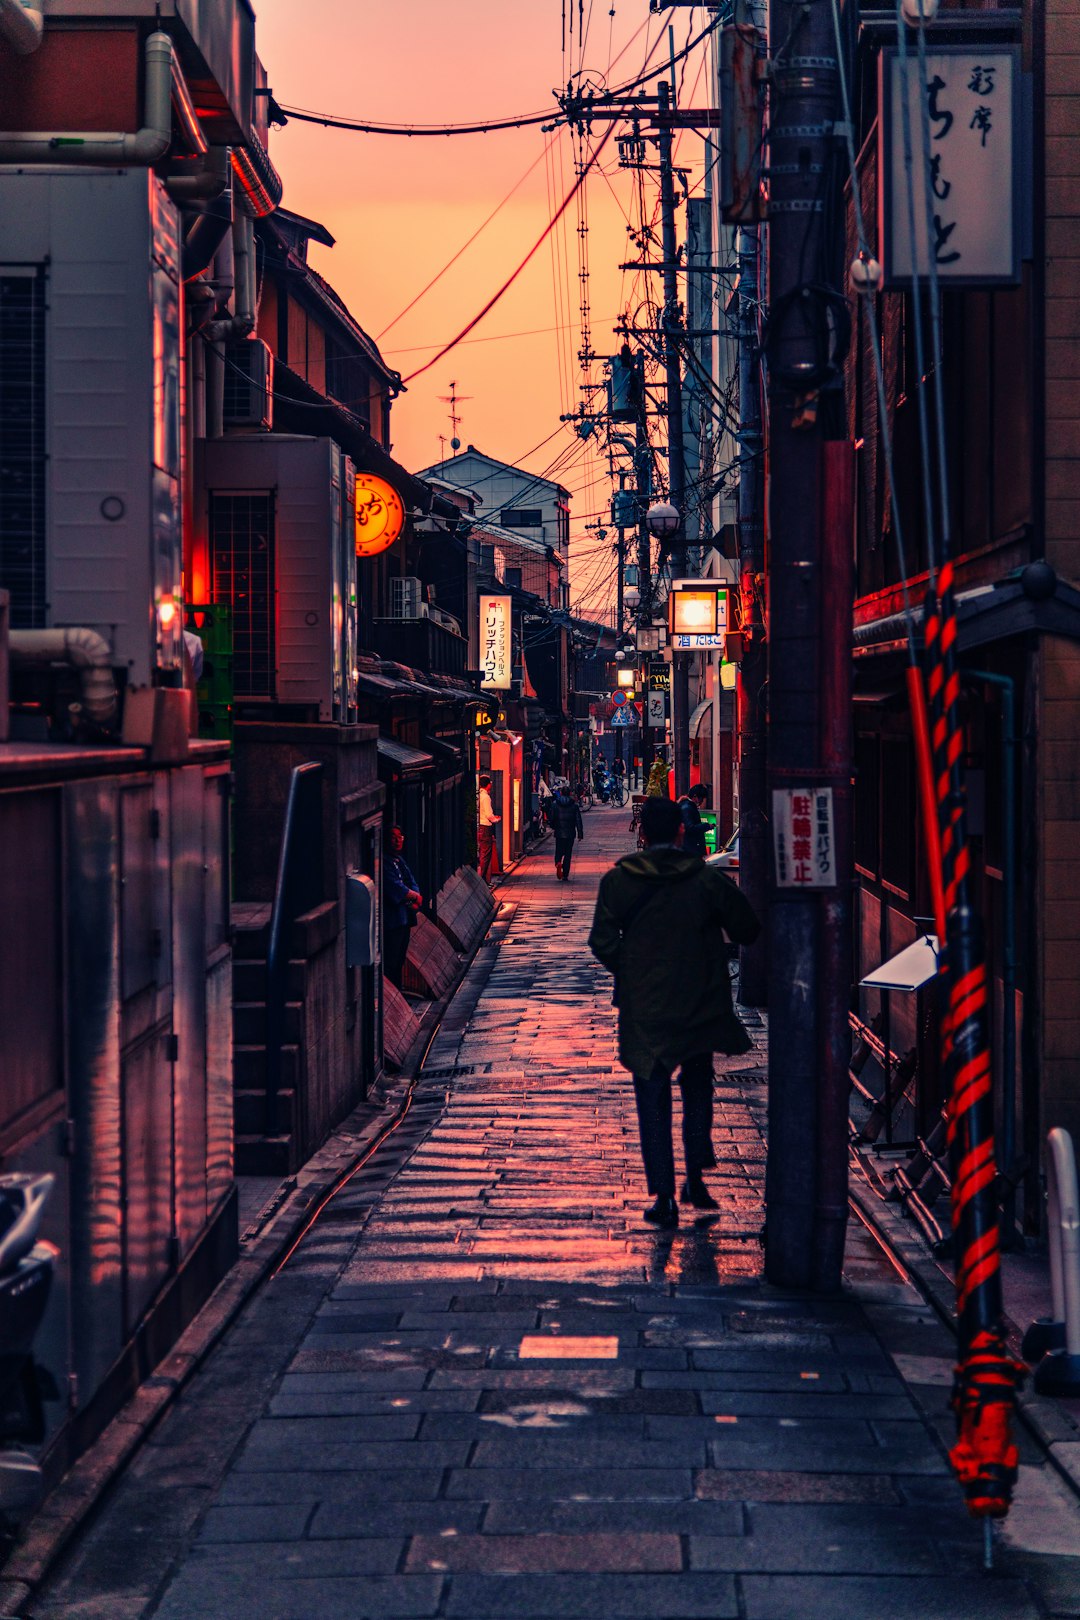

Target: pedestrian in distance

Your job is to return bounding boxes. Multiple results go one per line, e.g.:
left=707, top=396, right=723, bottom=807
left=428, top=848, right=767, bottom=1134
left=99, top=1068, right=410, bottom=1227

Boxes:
left=477, top=773, right=502, bottom=884
left=588, top=795, right=761, bottom=1227
left=383, top=825, right=422, bottom=990
left=678, top=781, right=709, bottom=858
left=549, top=778, right=584, bottom=881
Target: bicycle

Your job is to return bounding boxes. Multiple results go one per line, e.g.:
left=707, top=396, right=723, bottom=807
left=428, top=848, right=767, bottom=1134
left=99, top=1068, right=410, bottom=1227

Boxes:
left=610, top=776, right=630, bottom=808
left=573, top=781, right=594, bottom=811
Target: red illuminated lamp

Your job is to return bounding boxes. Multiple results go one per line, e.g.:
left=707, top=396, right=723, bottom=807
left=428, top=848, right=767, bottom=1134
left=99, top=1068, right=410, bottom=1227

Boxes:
left=355, top=473, right=406, bottom=558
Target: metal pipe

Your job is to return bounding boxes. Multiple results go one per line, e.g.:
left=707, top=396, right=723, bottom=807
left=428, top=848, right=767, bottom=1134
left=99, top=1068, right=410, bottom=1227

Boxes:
left=0, top=0, right=42, bottom=54
left=0, top=30, right=172, bottom=164
left=170, top=56, right=207, bottom=156
left=230, top=138, right=282, bottom=219
left=965, top=667, right=1018, bottom=1238
left=167, top=145, right=230, bottom=206
left=814, top=439, right=855, bottom=1288
left=657, top=74, right=690, bottom=798
left=9, top=627, right=117, bottom=726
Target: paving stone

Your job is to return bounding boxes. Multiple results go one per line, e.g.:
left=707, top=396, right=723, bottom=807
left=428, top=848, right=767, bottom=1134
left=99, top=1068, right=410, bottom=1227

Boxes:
left=468, top=1434, right=706, bottom=1468
left=269, top=1383, right=479, bottom=1417
left=445, top=1467, right=695, bottom=1500
left=442, top=1571, right=739, bottom=1617
left=217, top=1469, right=447, bottom=1505
left=739, top=1573, right=1041, bottom=1619
left=310, top=1501, right=484, bottom=1539
left=184, top=1536, right=405, bottom=1575
left=152, top=1572, right=445, bottom=1619
left=694, top=1470, right=902, bottom=1504
left=405, top=1531, right=682, bottom=1574
left=195, top=1503, right=312, bottom=1543
left=483, top=1497, right=743, bottom=1535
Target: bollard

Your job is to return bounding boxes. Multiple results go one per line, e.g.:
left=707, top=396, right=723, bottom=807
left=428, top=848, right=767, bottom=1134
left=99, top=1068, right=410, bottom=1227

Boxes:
left=1031, top=1128, right=1080, bottom=1397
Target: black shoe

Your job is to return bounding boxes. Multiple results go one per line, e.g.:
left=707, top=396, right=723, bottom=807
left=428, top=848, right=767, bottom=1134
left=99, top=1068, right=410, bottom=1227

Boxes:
left=680, top=1179, right=719, bottom=1211
left=643, top=1195, right=679, bottom=1228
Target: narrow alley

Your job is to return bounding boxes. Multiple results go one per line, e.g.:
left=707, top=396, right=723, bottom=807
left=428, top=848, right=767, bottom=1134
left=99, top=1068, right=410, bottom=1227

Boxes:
left=34, top=813, right=1080, bottom=1620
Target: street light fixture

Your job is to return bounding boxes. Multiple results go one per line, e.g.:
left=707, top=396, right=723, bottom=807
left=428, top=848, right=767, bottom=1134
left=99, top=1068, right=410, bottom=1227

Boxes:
left=646, top=500, right=679, bottom=540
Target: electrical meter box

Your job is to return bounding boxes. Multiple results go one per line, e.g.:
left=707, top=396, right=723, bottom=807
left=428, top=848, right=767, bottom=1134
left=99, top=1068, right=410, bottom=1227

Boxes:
left=345, top=872, right=379, bottom=968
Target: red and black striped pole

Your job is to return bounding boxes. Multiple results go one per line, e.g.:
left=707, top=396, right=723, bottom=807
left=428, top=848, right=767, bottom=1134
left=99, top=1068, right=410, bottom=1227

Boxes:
left=919, top=564, right=1021, bottom=1527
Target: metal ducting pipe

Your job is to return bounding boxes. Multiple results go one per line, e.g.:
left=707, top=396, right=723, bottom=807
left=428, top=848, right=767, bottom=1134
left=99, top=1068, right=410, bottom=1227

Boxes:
left=230, top=138, right=282, bottom=218
left=170, top=55, right=207, bottom=156
left=167, top=145, right=229, bottom=206
left=206, top=210, right=256, bottom=341
left=182, top=187, right=234, bottom=282
left=0, top=0, right=43, bottom=54
left=0, top=30, right=172, bottom=164
left=9, top=628, right=118, bottom=727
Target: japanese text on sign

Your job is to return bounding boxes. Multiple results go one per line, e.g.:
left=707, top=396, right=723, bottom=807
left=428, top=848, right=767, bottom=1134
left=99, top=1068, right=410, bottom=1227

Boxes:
left=881, top=46, right=1018, bottom=286
left=479, top=594, right=512, bottom=690
left=773, top=787, right=836, bottom=889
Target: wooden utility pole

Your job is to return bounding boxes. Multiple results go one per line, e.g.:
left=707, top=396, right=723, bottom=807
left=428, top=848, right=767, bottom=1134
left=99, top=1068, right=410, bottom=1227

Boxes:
left=762, top=0, right=846, bottom=1291
left=657, top=77, right=690, bottom=797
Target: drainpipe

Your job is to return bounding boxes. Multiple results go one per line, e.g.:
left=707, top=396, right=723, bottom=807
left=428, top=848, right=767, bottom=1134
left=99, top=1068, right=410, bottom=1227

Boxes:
left=965, top=668, right=1019, bottom=1243
left=9, top=628, right=117, bottom=727
left=168, top=145, right=230, bottom=208
left=230, top=138, right=282, bottom=219
left=207, top=211, right=256, bottom=341
left=0, top=30, right=172, bottom=164
left=0, top=0, right=42, bottom=54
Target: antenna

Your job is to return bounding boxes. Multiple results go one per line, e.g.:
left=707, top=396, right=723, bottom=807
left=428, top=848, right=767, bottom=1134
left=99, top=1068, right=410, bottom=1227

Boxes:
left=437, top=379, right=472, bottom=453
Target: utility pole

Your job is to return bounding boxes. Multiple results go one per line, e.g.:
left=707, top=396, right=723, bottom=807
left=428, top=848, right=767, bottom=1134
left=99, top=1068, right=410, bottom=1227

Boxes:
left=657, top=75, right=690, bottom=797
left=614, top=530, right=626, bottom=772
left=762, top=0, right=845, bottom=1290
left=635, top=401, right=653, bottom=781
left=735, top=218, right=767, bottom=1007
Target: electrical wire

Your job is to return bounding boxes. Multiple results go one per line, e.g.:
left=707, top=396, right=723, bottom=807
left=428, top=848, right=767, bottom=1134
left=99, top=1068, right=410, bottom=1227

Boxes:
left=402, top=122, right=616, bottom=384
left=376, top=133, right=558, bottom=340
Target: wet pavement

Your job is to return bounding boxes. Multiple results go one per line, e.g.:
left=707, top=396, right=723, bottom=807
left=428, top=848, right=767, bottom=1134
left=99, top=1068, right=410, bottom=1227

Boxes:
left=34, top=810, right=1080, bottom=1618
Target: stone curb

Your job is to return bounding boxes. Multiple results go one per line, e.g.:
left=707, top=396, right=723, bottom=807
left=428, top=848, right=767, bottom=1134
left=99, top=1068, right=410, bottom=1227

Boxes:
left=848, top=1174, right=1080, bottom=1506
left=0, top=880, right=511, bottom=1615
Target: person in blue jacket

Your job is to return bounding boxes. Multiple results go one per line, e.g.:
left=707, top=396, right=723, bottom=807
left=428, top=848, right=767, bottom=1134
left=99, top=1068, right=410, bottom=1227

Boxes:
left=384, top=825, right=422, bottom=989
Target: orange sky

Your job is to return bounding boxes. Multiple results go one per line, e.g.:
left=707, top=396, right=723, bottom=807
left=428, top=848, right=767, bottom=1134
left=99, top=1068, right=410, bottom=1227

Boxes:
left=254, top=1, right=711, bottom=621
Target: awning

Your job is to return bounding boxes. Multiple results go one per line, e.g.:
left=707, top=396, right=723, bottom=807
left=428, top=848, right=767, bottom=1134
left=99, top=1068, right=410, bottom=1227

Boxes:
left=853, top=570, right=1080, bottom=659
left=423, top=735, right=463, bottom=767
left=860, top=935, right=939, bottom=992
left=689, top=698, right=712, bottom=738
left=376, top=737, right=433, bottom=780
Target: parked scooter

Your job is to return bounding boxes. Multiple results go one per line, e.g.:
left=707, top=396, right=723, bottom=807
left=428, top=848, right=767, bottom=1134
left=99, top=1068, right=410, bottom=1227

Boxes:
left=0, top=1174, right=57, bottom=1518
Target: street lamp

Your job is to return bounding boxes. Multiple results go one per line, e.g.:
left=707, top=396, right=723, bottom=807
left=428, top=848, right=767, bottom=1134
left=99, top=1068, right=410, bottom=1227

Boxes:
left=646, top=500, right=679, bottom=542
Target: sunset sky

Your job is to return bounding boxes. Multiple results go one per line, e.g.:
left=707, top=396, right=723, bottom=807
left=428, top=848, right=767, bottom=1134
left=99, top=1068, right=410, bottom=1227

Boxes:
left=254, top=1, right=713, bottom=621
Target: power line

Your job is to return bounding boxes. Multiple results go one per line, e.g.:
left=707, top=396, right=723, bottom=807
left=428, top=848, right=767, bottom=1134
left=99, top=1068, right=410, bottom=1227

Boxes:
left=376, top=134, right=557, bottom=340
left=402, top=123, right=616, bottom=384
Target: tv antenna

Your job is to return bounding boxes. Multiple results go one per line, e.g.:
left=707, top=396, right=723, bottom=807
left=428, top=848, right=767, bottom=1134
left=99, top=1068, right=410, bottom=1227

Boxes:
left=438, top=380, right=472, bottom=453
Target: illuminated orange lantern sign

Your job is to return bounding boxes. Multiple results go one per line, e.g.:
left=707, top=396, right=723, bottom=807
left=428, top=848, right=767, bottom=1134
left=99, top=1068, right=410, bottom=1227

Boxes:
left=354, top=473, right=405, bottom=558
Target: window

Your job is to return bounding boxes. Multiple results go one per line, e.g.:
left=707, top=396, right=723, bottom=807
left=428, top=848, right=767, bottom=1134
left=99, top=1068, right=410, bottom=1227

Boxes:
left=501, top=508, right=543, bottom=528
left=0, top=267, right=46, bottom=627
left=504, top=566, right=522, bottom=589
left=478, top=543, right=496, bottom=575
left=210, top=491, right=276, bottom=697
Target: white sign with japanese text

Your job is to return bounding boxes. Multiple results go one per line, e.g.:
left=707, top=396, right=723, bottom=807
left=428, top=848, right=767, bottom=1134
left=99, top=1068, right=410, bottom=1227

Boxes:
left=772, top=787, right=836, bottom=889
left=479, top=594, right=512, bottom=690
left=881, top=45, right=1020, bottom=287
left=646, top=691, right=667, bottom=726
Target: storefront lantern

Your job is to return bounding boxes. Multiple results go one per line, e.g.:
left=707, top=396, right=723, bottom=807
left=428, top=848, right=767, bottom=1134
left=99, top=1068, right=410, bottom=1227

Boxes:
left=354, top=473, right=406, bottom=558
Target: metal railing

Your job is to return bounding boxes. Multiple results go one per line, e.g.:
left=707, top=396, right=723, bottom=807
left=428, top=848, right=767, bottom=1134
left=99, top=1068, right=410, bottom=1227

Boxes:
left=265, top=762, right=324, bottom=1137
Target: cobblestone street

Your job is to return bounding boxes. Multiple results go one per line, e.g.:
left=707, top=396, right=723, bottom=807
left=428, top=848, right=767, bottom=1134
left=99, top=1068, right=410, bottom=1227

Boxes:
left=35, top=810, right=1080, bottom=1619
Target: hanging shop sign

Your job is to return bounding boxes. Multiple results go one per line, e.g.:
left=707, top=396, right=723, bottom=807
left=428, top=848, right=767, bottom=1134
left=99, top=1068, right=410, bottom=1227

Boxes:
left=646, top=691, right=667, bottom=726
left=649, top=662, right=671, bottom=692
left=479, top=594, right=512, bottom=690
left=354, top=473, right=406, bottom=557
left=879, top=44, right=1021, bottom=288
left=772, top=787, right=836, bottom=889
left=668, top=582, right=729, bottom=650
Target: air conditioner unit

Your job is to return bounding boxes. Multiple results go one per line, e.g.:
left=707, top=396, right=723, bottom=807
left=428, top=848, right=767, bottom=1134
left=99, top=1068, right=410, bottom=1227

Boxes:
left=390, top=577, right=425, bottom=620
left=223, top=338, right=273, bottom=430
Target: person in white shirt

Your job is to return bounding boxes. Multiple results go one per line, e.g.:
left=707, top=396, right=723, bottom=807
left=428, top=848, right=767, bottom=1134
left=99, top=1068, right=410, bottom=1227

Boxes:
left=477, top=773, right=502, bottom=882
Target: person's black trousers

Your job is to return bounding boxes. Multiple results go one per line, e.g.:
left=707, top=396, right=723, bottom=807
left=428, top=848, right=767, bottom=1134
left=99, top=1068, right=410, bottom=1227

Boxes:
left=384, top=924, right=411, bottom=989
left=631, top=1053, right=716, bottom=1196
left=554, top=833, right=575, bottom=878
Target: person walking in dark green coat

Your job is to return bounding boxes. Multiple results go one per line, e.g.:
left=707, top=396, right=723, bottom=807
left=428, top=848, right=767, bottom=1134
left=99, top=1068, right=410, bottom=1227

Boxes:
left=588, top=795, right=761, bottom=1227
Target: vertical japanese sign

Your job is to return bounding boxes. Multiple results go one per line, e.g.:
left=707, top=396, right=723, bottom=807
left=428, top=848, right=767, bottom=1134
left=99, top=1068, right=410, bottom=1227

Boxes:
left=479, top=595, right=512, bottom=690
left=647, top=691, right=667, bottom=727
left=772, top=787, right=836, bottom=889
left=880, top=45, right=1020, bottom=287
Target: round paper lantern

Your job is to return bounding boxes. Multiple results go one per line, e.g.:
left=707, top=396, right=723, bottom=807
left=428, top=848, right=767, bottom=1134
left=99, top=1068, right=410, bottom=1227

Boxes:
left=354, top=473, right=405, bottom=558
